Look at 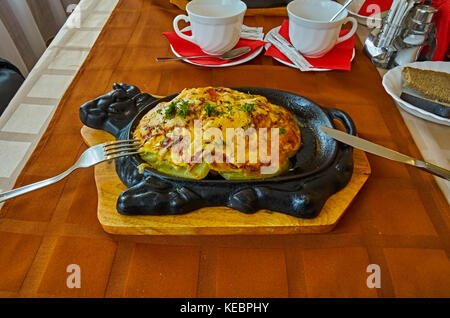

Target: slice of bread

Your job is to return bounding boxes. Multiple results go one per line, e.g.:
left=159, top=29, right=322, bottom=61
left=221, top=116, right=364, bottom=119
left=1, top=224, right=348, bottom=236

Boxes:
left=402, top=67, right=450, bottom=105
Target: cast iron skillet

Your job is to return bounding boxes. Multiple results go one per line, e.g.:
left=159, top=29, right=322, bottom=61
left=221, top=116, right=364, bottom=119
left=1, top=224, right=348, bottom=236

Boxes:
left=80, top=83, right=356, bottom=218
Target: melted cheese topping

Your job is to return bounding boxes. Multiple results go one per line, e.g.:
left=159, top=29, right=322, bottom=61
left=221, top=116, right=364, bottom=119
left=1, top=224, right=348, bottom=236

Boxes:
left=133, top=87, right=301, bottom=179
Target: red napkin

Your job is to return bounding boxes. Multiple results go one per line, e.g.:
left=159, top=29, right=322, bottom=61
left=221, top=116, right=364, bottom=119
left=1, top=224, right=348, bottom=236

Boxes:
left=162, top=31, right=266, bottom=65
left=430, top=0, right=450, bottom=61
left=358, top=0, right=393, bottom=16
left=264, top=20, right=355, bottom=71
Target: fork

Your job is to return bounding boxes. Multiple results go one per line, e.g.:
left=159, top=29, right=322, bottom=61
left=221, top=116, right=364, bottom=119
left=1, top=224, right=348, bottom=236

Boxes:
left=0, top=140, right=141, bottom=203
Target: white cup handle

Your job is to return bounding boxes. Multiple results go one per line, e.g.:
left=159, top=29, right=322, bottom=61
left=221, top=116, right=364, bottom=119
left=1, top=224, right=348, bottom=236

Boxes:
left=173, top=14, right=195, bottom=42
left=336, top=17, right=357, bottom=44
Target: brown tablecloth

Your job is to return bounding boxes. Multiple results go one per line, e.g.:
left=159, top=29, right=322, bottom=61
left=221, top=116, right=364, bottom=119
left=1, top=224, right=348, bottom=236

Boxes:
left=0, top=0, right=449, bottom=298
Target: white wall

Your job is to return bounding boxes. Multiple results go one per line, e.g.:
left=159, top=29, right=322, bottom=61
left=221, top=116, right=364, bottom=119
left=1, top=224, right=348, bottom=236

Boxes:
left=0, top=18, right=28, bottom=76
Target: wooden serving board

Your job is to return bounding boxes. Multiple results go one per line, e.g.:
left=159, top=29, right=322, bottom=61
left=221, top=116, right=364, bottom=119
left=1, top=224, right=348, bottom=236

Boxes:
left=81, top=126, right=371, bottom=235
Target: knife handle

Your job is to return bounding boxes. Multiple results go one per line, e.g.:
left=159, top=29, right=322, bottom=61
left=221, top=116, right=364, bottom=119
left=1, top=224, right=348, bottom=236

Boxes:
left=415, top=160, right=450, bottom=181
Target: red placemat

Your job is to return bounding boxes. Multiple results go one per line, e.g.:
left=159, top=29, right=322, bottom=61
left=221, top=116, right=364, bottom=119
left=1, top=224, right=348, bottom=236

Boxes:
left=358, top=0, right=393, bottom=16
left=264, top=20, right=355, bottom=71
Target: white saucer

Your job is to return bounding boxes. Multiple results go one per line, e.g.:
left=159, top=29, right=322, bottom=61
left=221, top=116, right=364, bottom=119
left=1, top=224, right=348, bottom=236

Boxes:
left=264, top=26, right=355, bottom=72
left=170, top=44, right=264, bottom=68
left=382, top=61, right=450, bottom=126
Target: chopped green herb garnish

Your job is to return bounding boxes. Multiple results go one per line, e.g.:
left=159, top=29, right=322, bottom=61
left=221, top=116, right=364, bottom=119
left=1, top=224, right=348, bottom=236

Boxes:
left=165, top=102, right=177, bottom=118
left=177, top=100, right=190, bottom=118
left=280, top=127, right=287, bottom=135
left=247, top=91, right=254, bottom=98
left=241, top=103, right=255, bottom=113
left=205, top=103, right=215, bottom=116
left=205, top=103, right=222, bottom=117
left=163, top=100, right=191, bottom=119
left=226, top=105, right=235, bottom=115
left=156, top=109, right=162, bottom=115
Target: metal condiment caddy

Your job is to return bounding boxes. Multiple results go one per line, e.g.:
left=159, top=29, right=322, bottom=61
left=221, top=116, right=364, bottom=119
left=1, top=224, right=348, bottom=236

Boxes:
left=364, top=0, right=438, bottom=69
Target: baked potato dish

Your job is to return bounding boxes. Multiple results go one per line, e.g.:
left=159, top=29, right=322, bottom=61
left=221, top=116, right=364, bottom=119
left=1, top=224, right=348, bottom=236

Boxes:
left=133, top=87, right=301, bottom=180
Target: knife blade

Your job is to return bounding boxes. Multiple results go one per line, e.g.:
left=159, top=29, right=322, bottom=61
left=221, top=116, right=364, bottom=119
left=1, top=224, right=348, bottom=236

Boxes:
left=400, top=91, right=450, bottom=119
left=320, top=126, right=450, bottom=181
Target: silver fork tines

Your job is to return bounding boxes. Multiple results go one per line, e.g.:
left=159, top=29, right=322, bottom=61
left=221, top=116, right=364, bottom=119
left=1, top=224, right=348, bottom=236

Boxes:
left=104, top=140, right=141, bottom=159
left=0, top=140, right=142, bottom=203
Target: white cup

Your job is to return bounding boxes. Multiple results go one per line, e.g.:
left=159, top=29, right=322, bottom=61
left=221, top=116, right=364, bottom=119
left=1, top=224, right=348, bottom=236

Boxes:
left=173, top=0, right=247, bottom=55
left=287, top=0, right=358, bottom=58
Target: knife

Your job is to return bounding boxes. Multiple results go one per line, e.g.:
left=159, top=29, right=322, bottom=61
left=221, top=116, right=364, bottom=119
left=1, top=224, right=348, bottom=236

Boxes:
left=400, top=92, right=450, bottom=119
left=320, top=126, right=450, bottom=181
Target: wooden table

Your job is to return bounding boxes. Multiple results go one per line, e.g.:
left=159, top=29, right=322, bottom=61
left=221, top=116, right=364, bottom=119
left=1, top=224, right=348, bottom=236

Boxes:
left=0, top=0, right=449, bottom=298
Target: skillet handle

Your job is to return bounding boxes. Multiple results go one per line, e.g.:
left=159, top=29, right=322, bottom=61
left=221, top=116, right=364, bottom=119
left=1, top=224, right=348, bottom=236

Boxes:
left=327, top=108, right=356, bottom=136
left=79, top=83, right=159, bottom=138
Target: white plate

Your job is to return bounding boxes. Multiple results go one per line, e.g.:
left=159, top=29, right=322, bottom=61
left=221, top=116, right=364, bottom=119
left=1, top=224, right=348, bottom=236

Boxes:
left=170, top=44, right=264, bottom=68
left=264, top=26, right=355, bottom=72
left=382, top=61, right=450, bottom=126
